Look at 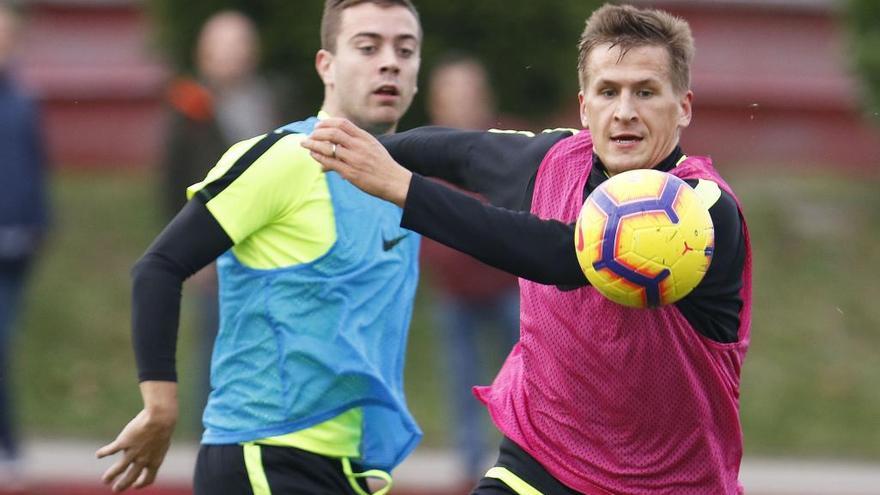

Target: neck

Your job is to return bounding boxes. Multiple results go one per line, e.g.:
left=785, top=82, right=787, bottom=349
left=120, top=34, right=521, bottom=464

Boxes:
left=319, top=104, right=397, bottom=136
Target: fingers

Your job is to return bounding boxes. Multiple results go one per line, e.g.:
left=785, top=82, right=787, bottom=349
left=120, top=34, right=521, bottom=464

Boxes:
left=133, top=466, right=159, bottom=489
left=101, top=454, right=131, bottom=486
left=96, top=440, right=121, bottom=459
left=311, top=119, right=375, bottom=146
left=309, top=126, right=356, bottom=148
left=102, top=454, right=158, bottom=492
left=301, top=138, right=338, bottom=159
left=314, top=117, right=346, bottom=129
left=112, top=460, right=147, bottom=493
left=314, top=117, right=360, bottom=137
left=308, top=149, right=349, bottom=176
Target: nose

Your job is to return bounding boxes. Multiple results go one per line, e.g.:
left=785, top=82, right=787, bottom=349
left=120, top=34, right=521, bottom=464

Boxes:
left=613, top=93, right=638, bottom=122
left=378, top=46, right=400, bottom=76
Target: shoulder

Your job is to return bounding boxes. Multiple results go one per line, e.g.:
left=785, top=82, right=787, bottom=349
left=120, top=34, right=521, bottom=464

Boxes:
left=226, top=131, right=322, bottom=185
left=683, top=178, right=740, bottom=221
left=264, top=132, right=322, bottom=175
left=189, top=131, right=322, bottom=203
left=689, top=179, right=742, bottom=246
left=692, top=180, right=739, bottom=219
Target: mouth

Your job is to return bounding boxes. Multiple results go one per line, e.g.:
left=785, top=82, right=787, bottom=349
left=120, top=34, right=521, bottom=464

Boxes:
left=373, top=84, right=401, bottom=97
left=610, top=133, right=643, bottom=145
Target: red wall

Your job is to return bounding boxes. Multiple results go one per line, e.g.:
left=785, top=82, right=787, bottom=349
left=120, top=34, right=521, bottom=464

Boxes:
left=18, top=2, right=167, bottom=169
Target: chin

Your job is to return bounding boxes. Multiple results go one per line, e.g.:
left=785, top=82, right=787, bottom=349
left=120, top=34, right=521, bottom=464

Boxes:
left=363, top=110, right=401, bottom=131
left=605, top=159, right=644, bottom=175
left=373, top=106, right=403, bottom=122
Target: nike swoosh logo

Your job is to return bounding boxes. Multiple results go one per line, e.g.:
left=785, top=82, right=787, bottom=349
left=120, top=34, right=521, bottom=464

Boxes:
left=382, top=233, right=410, bottom=251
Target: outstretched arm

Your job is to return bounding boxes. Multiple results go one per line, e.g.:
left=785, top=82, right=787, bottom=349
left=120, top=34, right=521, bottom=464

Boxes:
left=302, top=121, right=586, bottom=286
left=305, top=118, right=571, bottom=210
left=97, top=200, right=232, bottom=492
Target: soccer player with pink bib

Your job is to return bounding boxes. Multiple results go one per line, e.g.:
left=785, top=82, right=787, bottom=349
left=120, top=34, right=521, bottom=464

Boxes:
left=305, top=3, right=751, bottom=494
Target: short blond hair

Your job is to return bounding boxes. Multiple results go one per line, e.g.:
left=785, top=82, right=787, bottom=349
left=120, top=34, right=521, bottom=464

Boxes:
left=577, top=3, right=694, bottom=94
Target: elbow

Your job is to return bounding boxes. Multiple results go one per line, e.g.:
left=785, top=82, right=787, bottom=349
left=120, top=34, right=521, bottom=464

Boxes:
left=131, top=252, right=184, bottom=286
left=131, top=255, right=150, bottom=281
left=131, top=253, right=165, bottom=281
left=523, top=249, right=586, bottom=286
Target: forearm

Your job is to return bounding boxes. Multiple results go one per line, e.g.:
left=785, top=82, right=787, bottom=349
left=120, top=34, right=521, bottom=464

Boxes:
left=379, top=127, right=480, bottom=185
left=381, top=128, right=569, bottom=210
left=131, top=200, right=233, bottom=382
left=402, top=174, right=586, bottom=286
left=131, top=256, right=184, bottom=382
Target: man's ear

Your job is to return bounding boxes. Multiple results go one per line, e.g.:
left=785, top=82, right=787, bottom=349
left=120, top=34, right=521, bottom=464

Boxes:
left=315, top=49, right=334, bottom=86
left=578, top=91, right=589, bottom=129
left=678, top=90, right=694, bottom=129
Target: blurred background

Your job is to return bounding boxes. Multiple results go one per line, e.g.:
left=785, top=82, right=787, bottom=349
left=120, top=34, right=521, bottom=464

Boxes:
left=2, top=0, right=879, bottom=493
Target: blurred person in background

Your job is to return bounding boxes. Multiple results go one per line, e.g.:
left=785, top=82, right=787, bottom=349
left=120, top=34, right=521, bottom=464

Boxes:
left=159, top=9, right=280, bottom=423
left=305, top=3, right=751, bottom=493
left=98, top=1, right=423, bottom=493
left=0, top=3, right=49, bottom=488
left=422, top=54, right=519, bottom=484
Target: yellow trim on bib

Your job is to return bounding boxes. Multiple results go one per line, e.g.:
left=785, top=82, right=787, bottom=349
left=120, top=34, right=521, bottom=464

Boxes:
left=485, top=466, right=544, bottom=495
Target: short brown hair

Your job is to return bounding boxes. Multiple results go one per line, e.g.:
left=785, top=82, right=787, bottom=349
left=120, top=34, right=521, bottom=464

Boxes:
left=321, top=0, right=421, bottom=53
left=577, top=3, right=694, bottom=94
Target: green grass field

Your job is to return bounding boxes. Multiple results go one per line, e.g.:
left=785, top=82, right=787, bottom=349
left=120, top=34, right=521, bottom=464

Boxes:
left=12, top=167, right=880, bottom=459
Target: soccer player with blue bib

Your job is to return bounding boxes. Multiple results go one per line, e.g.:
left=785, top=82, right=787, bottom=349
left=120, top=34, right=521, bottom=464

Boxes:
left=97, top=1, right=423, bottom=493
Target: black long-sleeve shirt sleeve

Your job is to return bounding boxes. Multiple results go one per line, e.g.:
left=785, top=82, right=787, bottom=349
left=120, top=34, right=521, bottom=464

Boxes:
left=379, top=127, right=572, bottom=210
left=131, top=199, right=232, bottom=381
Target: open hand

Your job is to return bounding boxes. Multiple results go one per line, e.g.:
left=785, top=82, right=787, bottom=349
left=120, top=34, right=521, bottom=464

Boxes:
left=301, top=118, right=412, bottom=207
left=96, top=382, right=178, bottom=492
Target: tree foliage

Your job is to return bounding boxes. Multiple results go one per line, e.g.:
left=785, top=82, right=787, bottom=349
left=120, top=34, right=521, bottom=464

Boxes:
left=146, top=0, right=600, bottom=127
left=846, top=0, right=880, bottom=116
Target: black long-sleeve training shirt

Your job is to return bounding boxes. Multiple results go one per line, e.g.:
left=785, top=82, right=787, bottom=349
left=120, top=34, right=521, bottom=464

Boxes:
left=379, top=128, right=746, bottom=343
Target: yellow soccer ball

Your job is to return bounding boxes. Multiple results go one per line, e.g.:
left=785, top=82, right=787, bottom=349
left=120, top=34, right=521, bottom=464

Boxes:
left=574, top=169, right=715, bottom=308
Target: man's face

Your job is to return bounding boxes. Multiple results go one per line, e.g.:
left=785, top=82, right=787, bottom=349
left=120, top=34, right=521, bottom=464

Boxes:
left=197, top=13, right=259, bottom=88
left=317, top=3, right=421, bottom=135
left=579, top=43, right=692, bottom=175
left=428, top=63, right=493, bottom=129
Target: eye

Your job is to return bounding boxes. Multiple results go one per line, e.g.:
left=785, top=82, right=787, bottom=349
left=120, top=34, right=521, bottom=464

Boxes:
left=398, top=47, right=415, bottom=58
left=637, top=89, right=654, bottom=98
left=357, top=45, right=377, bottom=55
left=599, top=88, right=616, bottom=97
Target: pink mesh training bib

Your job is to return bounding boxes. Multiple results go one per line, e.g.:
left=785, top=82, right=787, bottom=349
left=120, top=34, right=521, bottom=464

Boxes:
left=474, top=131, right=752, bottom=494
